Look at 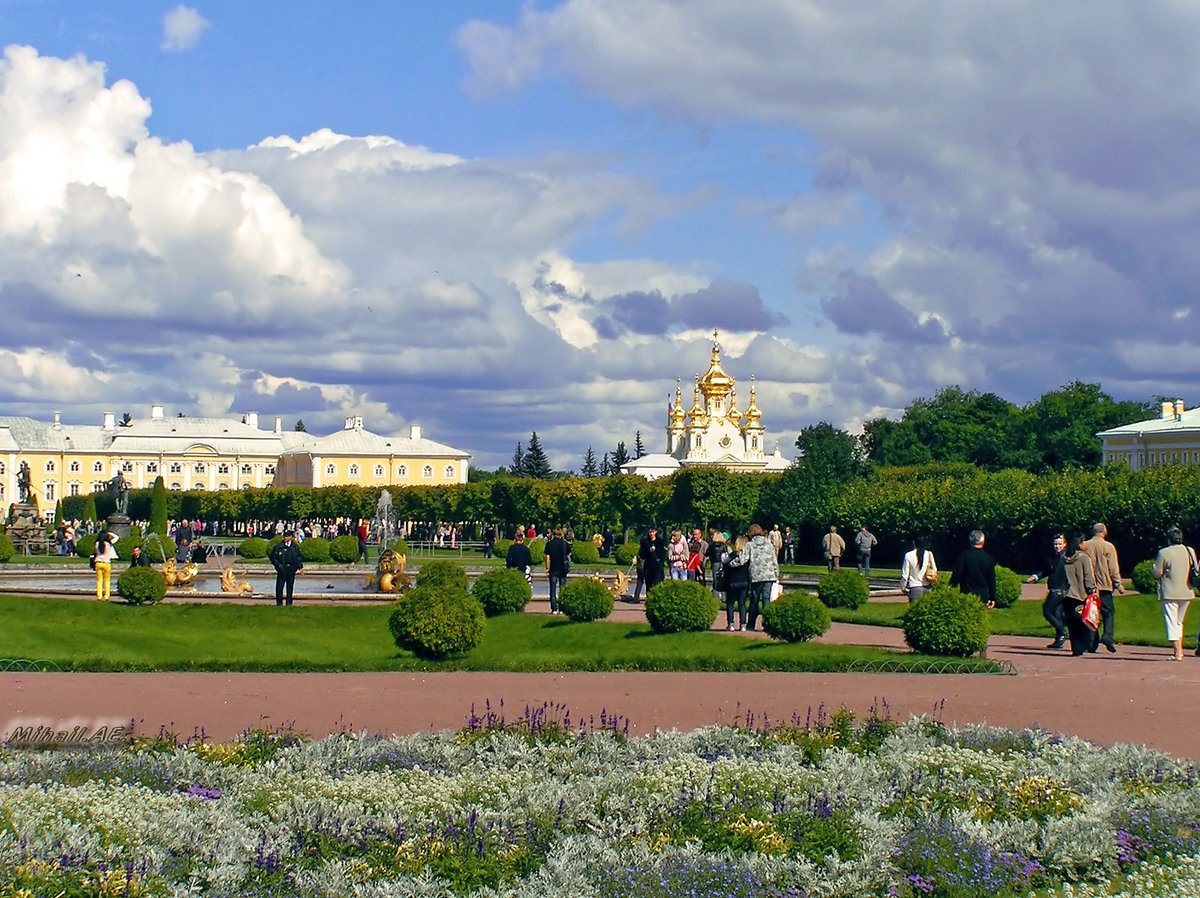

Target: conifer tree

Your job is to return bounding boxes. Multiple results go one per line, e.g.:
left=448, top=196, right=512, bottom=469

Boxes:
left=581, top=447, right=599, bottom=477
left=294, top=419, right=307, bottom=432
left=510, top=441, right=525, bottom=476
left=600, top=452, right=612, bottom=477
left=610, top=441, right=631, bottom=471
left=522, top=432, right=553, bottom=479
left=634, top=430, right=646, bottom=458
left=149, top=476, right=168, bottom=536
left=83, top=494, right=98, bottom=525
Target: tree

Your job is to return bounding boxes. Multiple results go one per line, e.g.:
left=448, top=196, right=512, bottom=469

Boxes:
left=120, top=412, right=132, bottom=427
left=149, top=476, right=168, bottom=536
left=1020, top=382, right=1155, bottom=470
left=510, top=441, right=526, bottom=477
left=294, top=419, right=307, bottom=432
left=82, top=494, right=98, bottom=525
left=600, top=452, right=612, bottom=477
left=795, top=422, right=865, bottom=483
left=634, top=430, right=646, bottom=459
left=581, top=447, right=600, bottom=477
left=610, top=441, right=631, bottom=472
left=521, top=432, right=553, bottom=479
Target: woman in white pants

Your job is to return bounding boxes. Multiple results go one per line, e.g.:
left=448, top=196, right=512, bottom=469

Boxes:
left=1152, top=526, right=1198, bottom=661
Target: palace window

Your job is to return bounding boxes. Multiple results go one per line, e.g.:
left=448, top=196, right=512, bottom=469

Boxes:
left=444, top=465, right=455, bottom=478
left=751, top=437, right=758, bottom=449
left=422, top=465, right=433, bottom=478
left=170, top=462, right=182, bottom=474
left=241, top=463, right=253, bottom=475
left=325, top=464, right=336, bottom=476
left=349, top=464, right=360, bottom=477
left=217, top=482, right=229, bottom=491
left=0, top=462, right=5, bottom=475
left=265, top=464, right=275, bottom=475
left=217, top=463, right=229, bottom=474
left=146, top=462, right=157, bottom=473
left=374, top=465, right=384, bottom=477
left=194, top=483, right=206, bottom=491
left=170, top=482, right=182, bottom=491
left=193, top=462, right=206, bottom=474
left=397, top=464, right=408, bottom=477
left=44, top=482, right=55, bottom=501
left=69, top=482, right=81, bottom=496
left=91, top=481, right=105, bottom=492
left=93, top=461, right=104, bottom=473
left=69, top=460, right=80, bottom=472
left=45, top=460, right=55, bottom=473
left=121, top=461, right=133, bottom=472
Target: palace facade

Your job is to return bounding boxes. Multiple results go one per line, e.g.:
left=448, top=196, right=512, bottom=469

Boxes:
left=622, top=334, right=790, bottom=479
left=1097, top=399, right=1200, bottom=469
left=0, top=406, right=470, bottom=510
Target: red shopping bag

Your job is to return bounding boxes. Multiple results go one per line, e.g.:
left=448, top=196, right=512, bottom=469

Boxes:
left=1081, top=594, right=1100, bottom=631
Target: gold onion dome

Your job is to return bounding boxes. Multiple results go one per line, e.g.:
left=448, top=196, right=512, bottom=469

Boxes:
left=688, top=378, right=707, bottom=422
left=697, top=331, right=735, bottom=399
left=726, top=387, right=743, bottom=425
left=745, top=378, right=763, bottom=423
left=669, top=378, right=686, bottom=425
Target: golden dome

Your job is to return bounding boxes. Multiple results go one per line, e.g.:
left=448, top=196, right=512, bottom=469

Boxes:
left=696, top=331, right=735, bottom=399
left=726, top=387, right=743, bottom=425
left=669, top=378, right=686, bottom=426
left=687, top=378, right=707, bottom=423
left=745, top=378, right=763, bottom=424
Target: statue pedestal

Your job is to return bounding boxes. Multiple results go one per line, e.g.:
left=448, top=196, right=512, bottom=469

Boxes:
left=106, top=514, right=132, bottom=540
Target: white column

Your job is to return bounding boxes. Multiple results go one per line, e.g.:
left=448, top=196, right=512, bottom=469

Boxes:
left=312, top=456, right=322, bottom=488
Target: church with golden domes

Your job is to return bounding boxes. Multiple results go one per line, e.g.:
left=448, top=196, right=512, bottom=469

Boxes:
left=621, top=332, right=790, bottom=479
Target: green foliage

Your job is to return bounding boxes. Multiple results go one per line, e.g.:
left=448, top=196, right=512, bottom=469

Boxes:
left=148, top=476, right=168, bottom=536
left=520, top=431, right=553, bottom=478
left=558, top=578, right=614, bottom=622
left=75, top=534, right=96, bottom=558
left=902, top=585, right=990, bottom=657
left=613, top=542, right=638, bottom=566
left=817, top=569, right=870, bottom=609
left=493, top=538, right=513, bottom=559
left=82, top=495, right=97, bottom=524
left=761, top=591, right=831, bottom=642
left=329, top=534, right=360, bottom=563
left=0, top=531, right=13, bottom=562
left=117, top=566, right=167, bottom=605
left=238, top=537, right=269, bottom=559
left=388, top=538, right=409, bottom=556
left=668, top=467, right=764, bottom=533
left=136, top=533, right=176, bottom=564
left=527, top=538, right=546, bottom=565
left=993, top=565, right=1023, bottom=609
left=472, top=568, right=531, bottom=616
left=388, top=586, right=486, bottom=659
left=570, top=540, right=600, bottom=564
left=1131, top=559, right=1157, bottom=595
left=416, top=559, right=469, bottom=591
left=299, top=536, right=331, bottom=563
left=645, top=580, right=719, bottom=633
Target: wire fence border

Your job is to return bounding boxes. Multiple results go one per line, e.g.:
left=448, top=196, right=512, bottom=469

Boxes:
left=0, top=658, right=65, bottom=672
left=845, top=658, right=1016, bottom=676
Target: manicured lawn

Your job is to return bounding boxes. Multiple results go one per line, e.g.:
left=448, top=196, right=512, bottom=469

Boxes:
left=831, top=592, right=1191, bottom=648
left=0, top=595, right=1000, bottom=673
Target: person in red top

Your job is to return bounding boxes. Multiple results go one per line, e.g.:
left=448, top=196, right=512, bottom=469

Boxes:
left=356, top=521, right=369, bottom=563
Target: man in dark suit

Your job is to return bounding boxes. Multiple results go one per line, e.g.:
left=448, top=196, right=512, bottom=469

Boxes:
left=269, top=530, right=305, bottom=606
left=950, top=529, right=997, bottom=608
left=1027, top=534, right=1068, bottom=648
left=635, top=526, right=666, bottom=599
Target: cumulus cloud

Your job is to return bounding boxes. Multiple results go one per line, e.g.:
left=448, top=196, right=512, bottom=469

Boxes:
left=460, top=0, right=1200, bottom=416
left=161, top=5, right=211, bottom=52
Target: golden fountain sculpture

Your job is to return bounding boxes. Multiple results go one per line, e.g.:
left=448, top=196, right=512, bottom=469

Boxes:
left=160, top=557, right=199, bottom=587
left=587, top=570, right=630, bottom=602
left=219, top=566, right=254, bottom=594
left=369, top=548, right=409, bottom=593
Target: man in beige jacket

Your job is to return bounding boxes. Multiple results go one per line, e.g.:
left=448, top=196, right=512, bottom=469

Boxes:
left=821, top=525, right=845, bottom=571
left=1084, top=522, right=1124, bottom=653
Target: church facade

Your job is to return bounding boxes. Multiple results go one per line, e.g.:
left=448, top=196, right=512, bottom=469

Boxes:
left=622, top=334, right=790, bottom=479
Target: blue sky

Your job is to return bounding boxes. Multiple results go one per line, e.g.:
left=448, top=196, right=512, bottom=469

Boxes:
left=1, top=1, right=1196, bottom=469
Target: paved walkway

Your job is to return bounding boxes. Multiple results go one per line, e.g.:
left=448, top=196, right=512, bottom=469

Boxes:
left=3, top=594, right=1198, bottom=757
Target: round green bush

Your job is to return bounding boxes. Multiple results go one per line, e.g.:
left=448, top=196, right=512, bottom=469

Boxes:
left=901, top=584, right=990, bottom=657
left=267, top=535, right=284, bottom=555
left=238, top=537, right=269, bottom=559
left=75, top=534, right=96, bottom=558
left=527, top=538, right=546, bottom=566
left=817, top=569, right=870, bottom=609
left=645, top=580, right=720, bottom=633
left=135, top=533, right=176, bottom=563
left=761, top=591, right=831, bottom=643
left=613, top=542, right=638, bottom=566
left=0, top=531, right=14, bottom=563
left=1131, top=559, right=1156, bottom=595
left=570, top=540, right=600, bottom=565
left=493, top=538, right=513, bottom=559
left=299, top=536, right=331, bottom=563
left=472, top=567, right=531, bottom=616
left=388, top=586, right=486, bottom=659
left=993, top=565, right=1023, bottom=609
left=416, top=559, right=469, bottom=591
left=117, top=566, right=167, bottom=605
left=388, top=538, right=410, bottom=556
left=329, top=534, right=360, bottom=564
left=558, top=578, right=614, bottom=622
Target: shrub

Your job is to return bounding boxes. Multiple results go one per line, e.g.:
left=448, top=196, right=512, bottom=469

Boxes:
left=388, top=586, right=486, bottom=659
left=902, top=584, right=990, bottom=657
left=817, top=569, right=870, bottom=609
left=558, top=578, right=614, bottom=622
left=1131, top=559, right=1156, bottom=595
left=75, top=534, right=96, bottom=558
left=0, top=531, right=13, bottom=562
left=238, top=537, right=269, bottom=559
left=570, top=540, right=600, bottom=565
left=613, top=542, right=638, bottom=566
left=416, top=559, right=469, bottom=591
left=762, top=591, right=831, bottom=643
left=299, top=536, right=331, bottom=563
left=329, top=534, right=360, bottom=564
left=527, top=538, right=546, bottom=566
left=266, top=535, right=284, bottom=555
left=117, top=566, right=167, bottom=605
left=993, top=565, right=1023, bottom=608
left=136, top=534, right=175, bottom=564
left=645, top=580, right=719, bottom=633
left=493, top=538, right=513, bottom=559
left=388, top=538, right=409, bottom=556
left=472, top=568, right=531, bottom=616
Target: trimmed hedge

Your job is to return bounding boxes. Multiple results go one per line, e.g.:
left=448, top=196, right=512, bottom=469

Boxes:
left=645, top=580, right=719, bottom=633
left=299, top=536, right=331, bottom=563
left=493, top=538, right=513, bottom=560
left=527, top=538, right=546, bottom=566
left=558, top=578, right=614, bottom=622
left=613, top=542, right=638, bottom=566
left=388, top=538, right=410, bottom=556
left=1131, top=559, right=1156, bottom=595
left=817, top=569, right=870, bottom=610
left=238, top=537, right=269, bottom=559
left=329, top=534, right=361, bottom=564
left=415, top=559, right=469, bottom=591
left=388, top=586, right=486, bottom=659
left=901, top=585, right=990, bottom=657
left=761, top=591, right=831, bottom=643
left=0, top=531, right=13, bottom=562
left=570, top=540, right=601, bottom=565
left=472, top=567, right=531, bottom=616
left=117, top=566, right=167, bottom=605
left=993, top=565, right=1023, bottom=609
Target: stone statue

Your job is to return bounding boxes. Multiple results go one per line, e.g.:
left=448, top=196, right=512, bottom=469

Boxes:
left=107, top=471, right=130, bottom=517
left=16, top=461, right=32, bottom=504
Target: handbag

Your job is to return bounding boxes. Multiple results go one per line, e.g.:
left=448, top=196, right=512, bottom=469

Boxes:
left=712, top=562, right=726, bottom=592
left=88, top=554, right=96, bottom=570
left=1188, top=547, right=1200, bottom=591
left=1081, top=593, right=1100, bottom=631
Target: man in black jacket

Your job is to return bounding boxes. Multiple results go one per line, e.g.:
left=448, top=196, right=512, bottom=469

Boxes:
left=128, top=545, right=151, bottom=568
left=269, top=530, right=305, bottom=606
left=505, top=532, right=533, bottom=583
left=949, top=529, right=997, bottom=608
left=1027, top=534, right=1069, bottom=648
left=544, top=528, right=571, bottom=614
left=637, top=527, right=666, bottom=598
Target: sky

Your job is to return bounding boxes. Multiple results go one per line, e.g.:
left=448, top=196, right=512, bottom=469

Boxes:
left=1, top=1, right=1197, bottom=471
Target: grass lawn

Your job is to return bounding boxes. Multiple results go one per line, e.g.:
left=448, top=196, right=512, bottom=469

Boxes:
left=0, top=595, right=1000, bottom=673
left=1, top=554, right=85, bottom=565
left=831, top=593, right=1192, bottom=648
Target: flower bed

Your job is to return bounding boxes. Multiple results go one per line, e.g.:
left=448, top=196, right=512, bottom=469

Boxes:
left=1, top=704, right=1198, bottom=897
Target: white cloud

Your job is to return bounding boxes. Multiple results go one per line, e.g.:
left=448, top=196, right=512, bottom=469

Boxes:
left=161, top=5, right=211, bottom=53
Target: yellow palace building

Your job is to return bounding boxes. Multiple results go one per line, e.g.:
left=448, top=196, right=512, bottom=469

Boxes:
left=0, top=406, right=470, bottom=511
